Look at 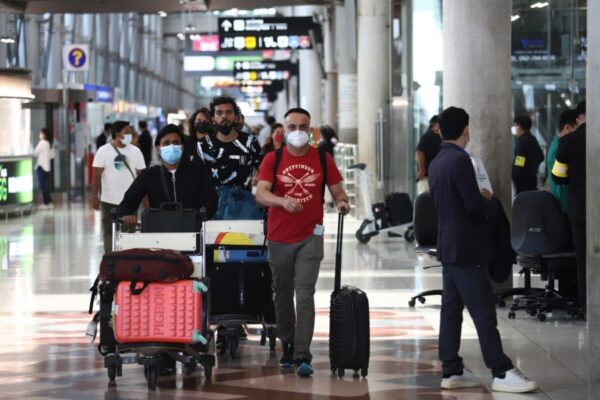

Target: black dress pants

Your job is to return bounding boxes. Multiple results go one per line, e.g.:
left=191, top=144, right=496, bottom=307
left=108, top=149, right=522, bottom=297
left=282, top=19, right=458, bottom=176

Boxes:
left=439, top=264, right=514, bottom=377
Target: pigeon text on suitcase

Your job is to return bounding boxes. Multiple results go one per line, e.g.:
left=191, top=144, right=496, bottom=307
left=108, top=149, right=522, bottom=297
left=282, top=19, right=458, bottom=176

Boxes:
left=114, top=280, right=208, bottom=345
left=329, top=214, right=370, bottom=378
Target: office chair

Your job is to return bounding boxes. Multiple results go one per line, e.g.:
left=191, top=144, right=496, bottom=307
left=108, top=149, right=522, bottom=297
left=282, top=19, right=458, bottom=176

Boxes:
left=408, top=192, right=442, bottom=307
left=506, top=191, right=582, bottom=321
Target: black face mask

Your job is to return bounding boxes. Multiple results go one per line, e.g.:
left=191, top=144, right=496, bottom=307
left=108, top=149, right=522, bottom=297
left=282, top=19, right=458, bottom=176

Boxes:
left=216, top=124, right=234, bottom=136
left=194, top=121, right=210, bottom=134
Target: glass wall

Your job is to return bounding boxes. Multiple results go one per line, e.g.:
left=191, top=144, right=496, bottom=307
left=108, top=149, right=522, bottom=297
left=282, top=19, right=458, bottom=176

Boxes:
left=511, top=0, right=587, bottom=157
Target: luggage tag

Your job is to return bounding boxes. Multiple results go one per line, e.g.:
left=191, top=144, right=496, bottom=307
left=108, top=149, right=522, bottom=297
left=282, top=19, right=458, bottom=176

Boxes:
left=313, top=224, right=324, bottom=236
left=85, top=313, right=100, bottom=343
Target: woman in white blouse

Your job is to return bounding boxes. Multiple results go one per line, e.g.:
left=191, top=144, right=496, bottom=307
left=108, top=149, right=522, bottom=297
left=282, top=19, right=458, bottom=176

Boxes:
left=33, top=128, right=54, bottom=209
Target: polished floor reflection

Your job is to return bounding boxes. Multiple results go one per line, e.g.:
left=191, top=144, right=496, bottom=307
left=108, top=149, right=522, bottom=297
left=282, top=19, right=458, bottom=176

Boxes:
left=0, top=204, right=588, bottom=399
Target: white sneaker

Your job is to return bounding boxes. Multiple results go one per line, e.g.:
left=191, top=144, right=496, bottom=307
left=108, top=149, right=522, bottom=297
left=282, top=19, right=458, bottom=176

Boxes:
left=441, top=369, right=482, bottom=389
left=492, top=368, right=538, bottom=393
left=37, top=204, right=49, bottom=210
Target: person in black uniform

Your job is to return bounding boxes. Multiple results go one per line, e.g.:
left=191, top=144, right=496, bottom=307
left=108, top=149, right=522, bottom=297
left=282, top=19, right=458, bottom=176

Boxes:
left=116, top=124, right=218, bottom=223
left=429, top=106, right=537, bottom=393
left=552, top=100, right=587, bottom=316
left=415, top=115, right=442, bottom=193
left=137, top=121, right=153, bottom=168
left=511, top=116, right=544, bottom=194
left=95, top=123, right=112, bottom=151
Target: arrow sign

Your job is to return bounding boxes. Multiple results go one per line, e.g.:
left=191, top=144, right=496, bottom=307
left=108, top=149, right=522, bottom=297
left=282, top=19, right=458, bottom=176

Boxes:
left=221, top=20, right=232, bottom=32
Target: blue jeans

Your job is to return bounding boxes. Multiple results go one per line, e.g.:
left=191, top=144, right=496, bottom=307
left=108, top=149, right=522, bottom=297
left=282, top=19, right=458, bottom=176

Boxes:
left=439, top=263, right=513, bottom=377
left=36, top=166, right=51, bottom=205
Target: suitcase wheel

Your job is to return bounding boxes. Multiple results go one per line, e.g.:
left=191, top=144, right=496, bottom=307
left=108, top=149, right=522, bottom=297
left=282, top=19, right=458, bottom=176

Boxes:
left=269, top=334, right=276, bottom=351
left=228, top=336, right=239, bottom=360
left=361, top=368, right=368, bottom=378
left=204, top=364, right=213, bottom=381
left=337, top=368, right=345, bottom=378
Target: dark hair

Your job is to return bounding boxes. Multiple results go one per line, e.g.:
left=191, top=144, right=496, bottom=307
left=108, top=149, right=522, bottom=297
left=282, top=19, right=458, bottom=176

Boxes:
left=284, top=107, right=311, bottom=119
left=513, top=115, right=532, bottom=131
left=104, top=123, right=113, bottom=131
left=111, top=121, right=130, bottom=139
left=188, top=107, right=212, bottom=137
left=41, top=127, right=54, bottom=147
left=320, top=125, right=337, bottom=141
left=270, top=123, right=284, bottom=135
left=266, top=116, right=276, bottom=125
left=138, top=121, right=147, bottom=129
left=438, top=107, right=469, bottom=141
left=209, top=96, right=240, bottom=117
left=429, top=115, right=439, bottom=125
left=155, top=124, right=185, bottom=147
left=559, top=109, right=579, bottom=131
left=576, top=100, right=586, bottom=117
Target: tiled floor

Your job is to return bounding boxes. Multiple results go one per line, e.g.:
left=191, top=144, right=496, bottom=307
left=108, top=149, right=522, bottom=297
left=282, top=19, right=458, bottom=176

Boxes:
left=0, top=204, right=589, bottom=399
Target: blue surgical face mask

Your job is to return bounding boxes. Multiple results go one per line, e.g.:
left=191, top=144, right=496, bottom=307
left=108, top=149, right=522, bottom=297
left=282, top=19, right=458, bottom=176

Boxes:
left=122, top=133, right=133, bottom=145
left=160, top=144, right=183, bottom=165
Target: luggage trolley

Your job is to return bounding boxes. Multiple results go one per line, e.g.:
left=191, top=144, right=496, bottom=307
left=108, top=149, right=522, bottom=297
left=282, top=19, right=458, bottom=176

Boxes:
left=92, top=210, right=215, bottom=391
left=351, top=163, right=415, bottom=244
left=204, top=219, right=277, bottom=360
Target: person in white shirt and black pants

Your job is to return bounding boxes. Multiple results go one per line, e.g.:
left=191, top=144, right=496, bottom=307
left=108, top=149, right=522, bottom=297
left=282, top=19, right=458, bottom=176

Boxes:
left=33, top=128, right=54, bottom=209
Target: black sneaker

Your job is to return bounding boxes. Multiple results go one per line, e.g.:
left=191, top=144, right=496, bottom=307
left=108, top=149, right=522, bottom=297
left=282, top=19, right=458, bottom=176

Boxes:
left=295, top=359, right=314, bottom=377
left=279, top=343, right=294, bottom=368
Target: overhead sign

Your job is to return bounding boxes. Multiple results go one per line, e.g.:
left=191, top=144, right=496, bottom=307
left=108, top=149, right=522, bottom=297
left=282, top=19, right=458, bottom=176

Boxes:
left=189, top=34, right=220, bottom=52
left=183, top=53, right=263, bottom=75
left=63, top=44, right=89, bottom=72
left=218, top=17, right=321, bottom=51
left=233, top=61, right=298, bottom=82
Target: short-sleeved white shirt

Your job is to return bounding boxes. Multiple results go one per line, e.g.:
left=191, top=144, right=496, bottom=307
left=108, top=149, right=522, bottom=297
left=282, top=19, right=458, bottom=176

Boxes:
left=93, top=142, right=146, bottom=205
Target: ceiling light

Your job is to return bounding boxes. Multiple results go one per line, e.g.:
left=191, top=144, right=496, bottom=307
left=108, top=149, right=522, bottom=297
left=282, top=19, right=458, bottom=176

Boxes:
left=511, top=15, right=520, bottom=22
left=0, top=36, right=15, bottom=44
left=158, top=11, right=168, bottom=18
left=531, top=2, right=549, bottom=8
left=177, top=33, right=185, bottom=41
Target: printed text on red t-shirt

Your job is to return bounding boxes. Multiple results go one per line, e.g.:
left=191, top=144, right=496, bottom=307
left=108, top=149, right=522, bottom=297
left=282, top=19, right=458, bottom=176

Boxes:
left=277, top=164, right=321, bottom=204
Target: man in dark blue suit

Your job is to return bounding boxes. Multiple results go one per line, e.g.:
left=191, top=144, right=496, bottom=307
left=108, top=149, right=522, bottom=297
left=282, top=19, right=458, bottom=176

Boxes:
left=428, top=107, right=537, bottom=393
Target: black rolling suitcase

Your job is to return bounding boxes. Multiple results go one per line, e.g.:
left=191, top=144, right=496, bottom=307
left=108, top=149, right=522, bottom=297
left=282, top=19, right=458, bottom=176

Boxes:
left=329, top=214, right=370, bottom=378
left=385, top=192, right=413, bottom=226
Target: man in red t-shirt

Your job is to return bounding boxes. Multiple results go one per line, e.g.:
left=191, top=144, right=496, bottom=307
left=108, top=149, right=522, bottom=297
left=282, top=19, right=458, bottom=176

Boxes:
left=256, top=107, right=350, bottom=377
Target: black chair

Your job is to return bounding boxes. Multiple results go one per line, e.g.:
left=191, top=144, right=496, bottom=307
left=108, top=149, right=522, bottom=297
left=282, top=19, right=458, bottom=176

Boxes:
left=408, top=192, right=442, bottom=307
left=506, top=191, right=582, bottom=321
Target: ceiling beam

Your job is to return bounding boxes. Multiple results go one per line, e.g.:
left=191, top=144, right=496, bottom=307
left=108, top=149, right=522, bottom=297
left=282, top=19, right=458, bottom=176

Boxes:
left=0, top=1, right=25, bottom=12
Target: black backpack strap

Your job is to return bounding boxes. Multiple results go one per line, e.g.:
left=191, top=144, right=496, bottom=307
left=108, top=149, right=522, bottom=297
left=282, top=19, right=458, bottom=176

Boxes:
left=271, top=148, right=283, bottom=193
left=88, top=275, right=100, bottom=314
left=318, top=148, right=328, bottom=204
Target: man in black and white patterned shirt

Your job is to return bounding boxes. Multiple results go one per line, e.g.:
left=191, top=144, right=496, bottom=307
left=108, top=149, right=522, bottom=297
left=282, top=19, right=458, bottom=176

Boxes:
left=199, top=96, right=262, bottom=190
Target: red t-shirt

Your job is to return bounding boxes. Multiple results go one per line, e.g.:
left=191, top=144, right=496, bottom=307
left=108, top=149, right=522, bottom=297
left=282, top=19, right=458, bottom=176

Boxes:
left=258, top=146, right=343, bottom=243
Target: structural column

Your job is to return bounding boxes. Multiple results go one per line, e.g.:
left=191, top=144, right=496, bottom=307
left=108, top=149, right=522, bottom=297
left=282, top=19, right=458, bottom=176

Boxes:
left=336, top=1, right=358, bottom=144
left=587, top=1, right=600, bottom=398
left=322, top=7, right=337, bottom=128
left=295, top=5, right=323, bottom=126
left=442, top=0, right=512, bottom=214
left=357, top=0, right=390, bottom=200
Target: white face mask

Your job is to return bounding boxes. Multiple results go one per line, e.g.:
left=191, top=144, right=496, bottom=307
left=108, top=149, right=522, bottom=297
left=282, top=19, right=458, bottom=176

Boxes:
left=122, top=133, right=133, bottom=145
left=511, top=126, right=518, bottom=136
left=286, top=130, right=309, bottom=148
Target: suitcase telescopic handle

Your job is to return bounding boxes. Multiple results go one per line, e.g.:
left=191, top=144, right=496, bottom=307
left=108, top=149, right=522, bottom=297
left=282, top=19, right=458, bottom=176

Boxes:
left=334, top=213, right=344, bottom=293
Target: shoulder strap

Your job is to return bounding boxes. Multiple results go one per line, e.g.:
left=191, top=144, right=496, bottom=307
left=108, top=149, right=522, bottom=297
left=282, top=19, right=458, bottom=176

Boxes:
left=110, top=143, right=136, bottom=180
left=318, top=148, right=328, bottom=203
left=271, top=148, right=283, bottom=193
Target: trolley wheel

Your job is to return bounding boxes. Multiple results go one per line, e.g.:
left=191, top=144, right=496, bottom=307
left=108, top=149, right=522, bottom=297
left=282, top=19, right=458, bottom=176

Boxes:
left=404, top=230, right=414, bottom=243
left=146, top=365, right=158, bottom=391
left=204, top=365, right=213, bottom=381
left=527, top=308, right=537, bottom=316
left=418, top=297, right=426, bottom=304
left=537, top=313, right=547, bottom=322
left=228, top=336, right=239, bottom=360
left=107, top=365, right=117, bottom=382
left=508, top=311, right=516, bottom=319
left=361, top=368, right=368, bottom=378
left=408, top=299, right=416, bottom=308
left=269, top=335, right=277, bottom=351
left=355, top=230, right=370, bottom=244
left=184, top=362, right=197, bottom=376
left=337, top=368, right=345, bottom=378
left=353, top=369, right=360, bottom=378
